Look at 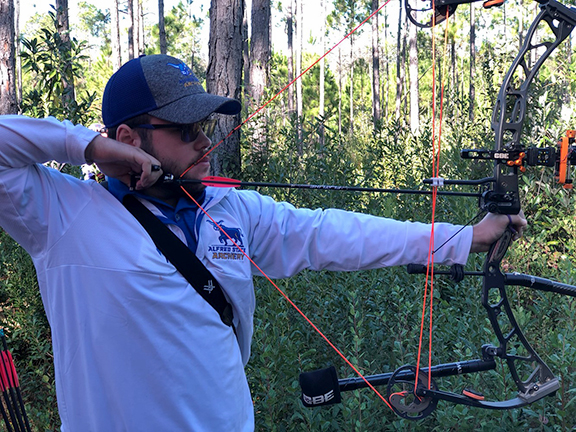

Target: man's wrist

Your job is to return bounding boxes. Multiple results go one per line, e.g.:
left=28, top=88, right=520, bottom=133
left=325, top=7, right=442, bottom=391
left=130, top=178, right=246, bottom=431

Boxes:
left=84, top=139, right=97, bottom=164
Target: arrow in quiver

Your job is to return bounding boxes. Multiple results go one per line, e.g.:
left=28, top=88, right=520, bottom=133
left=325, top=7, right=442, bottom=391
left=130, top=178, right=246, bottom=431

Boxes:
left=0, top=330, right=31, bottom=432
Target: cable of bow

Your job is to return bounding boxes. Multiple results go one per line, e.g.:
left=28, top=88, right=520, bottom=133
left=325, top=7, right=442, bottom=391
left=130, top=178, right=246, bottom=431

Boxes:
left=179, top=187, right=393, bottom=410
left=413, top=3, right=451, bottom=395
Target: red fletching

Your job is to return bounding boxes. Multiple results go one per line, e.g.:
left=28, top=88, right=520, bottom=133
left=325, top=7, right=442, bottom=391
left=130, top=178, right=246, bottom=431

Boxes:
left=1, top=351, right=17, bottom=389
left=201, top=176, right=242, bottom=188
left=0, top=358, right=6, bottom=392
left=6, top=351, right=18, bottom=387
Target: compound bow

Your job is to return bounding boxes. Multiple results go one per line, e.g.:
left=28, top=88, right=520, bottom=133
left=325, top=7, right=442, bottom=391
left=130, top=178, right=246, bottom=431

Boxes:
left=300, top=0, right=576, bottom=420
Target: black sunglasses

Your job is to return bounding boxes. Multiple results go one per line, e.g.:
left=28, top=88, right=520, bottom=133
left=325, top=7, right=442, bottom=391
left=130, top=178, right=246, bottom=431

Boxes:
left=133, top=118, right=218, bottom=143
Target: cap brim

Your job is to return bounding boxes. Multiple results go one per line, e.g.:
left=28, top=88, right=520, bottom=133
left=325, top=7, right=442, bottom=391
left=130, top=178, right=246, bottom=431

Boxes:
left=148, top=93, right=241, bottom=124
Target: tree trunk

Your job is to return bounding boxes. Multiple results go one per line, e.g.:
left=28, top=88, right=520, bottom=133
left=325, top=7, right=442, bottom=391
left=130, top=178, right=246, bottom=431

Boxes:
left=140, top=0, right=146, bottom=53
left=207, top=0, right=244, bottom=177
left=469, top=3, right=475, bottom=121
left=295, top=0, right=303, bottom=147
left=319, top=0, right=325, bottom=145
left=248, top=0, right=270, bottom=107
left=349, top=35, right=354, bottom=135
left=15, top=0, right=22, bottom=106
left=408, top=7, right=419, bottom=133
left=395, top=0, right=403, bottom=121
left=565, top=30, right=571, bottom=104
left=0, top=0, right=17, bottom=114
left=127, top=0, right=134, bottom=60
left=242, top=5, right=249, bottom=108
left=158, top=0, right=167, bottom=54
left=338, top=46, right=342, bottom=136
left=401, top=22, right=407, bottom=119
left=451, top=39, right=457, bottom=113
left=247, top=0, right=271, bottom=154
left=55, top=0, right=75, bottom=109
left=371, top=0, right=381, bottom=128
left=134, top=0, right=142, bottom=56
left=384, top=8, right=389, bottom=117
left=286, top=0, right=294, bottom=114
left=111, top=0, right=121, bottom=70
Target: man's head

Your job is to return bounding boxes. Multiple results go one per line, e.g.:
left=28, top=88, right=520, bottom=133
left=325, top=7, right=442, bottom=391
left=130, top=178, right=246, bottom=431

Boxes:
left=101, top=55, right=241, bottom=200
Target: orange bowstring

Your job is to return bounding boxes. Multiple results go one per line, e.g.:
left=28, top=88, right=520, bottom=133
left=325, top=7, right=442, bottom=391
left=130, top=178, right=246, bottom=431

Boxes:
left=180, top=187, right=393, bottom=410
left=181, top=0, right=392, bottom=178
left=178, top=3, right=398, bottom=410
left=414, top=6, right=451, bottom=392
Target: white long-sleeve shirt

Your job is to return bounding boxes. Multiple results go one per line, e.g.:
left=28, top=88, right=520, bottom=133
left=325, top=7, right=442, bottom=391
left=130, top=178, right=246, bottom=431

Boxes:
left=0, top=115, right=473, bottom=431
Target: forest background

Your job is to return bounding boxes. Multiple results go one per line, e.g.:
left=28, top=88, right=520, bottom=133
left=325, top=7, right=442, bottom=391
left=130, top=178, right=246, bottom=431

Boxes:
left=1, top=0, right=576, bottom=430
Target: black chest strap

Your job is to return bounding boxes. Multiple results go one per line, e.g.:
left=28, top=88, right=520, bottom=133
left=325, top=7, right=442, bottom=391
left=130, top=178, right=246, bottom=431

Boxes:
left=123, top=194, right=235, bottom=330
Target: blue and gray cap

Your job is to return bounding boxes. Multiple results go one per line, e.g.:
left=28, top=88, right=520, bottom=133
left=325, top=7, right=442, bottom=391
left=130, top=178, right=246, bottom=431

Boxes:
left=102, top=54, right=241, bottom=128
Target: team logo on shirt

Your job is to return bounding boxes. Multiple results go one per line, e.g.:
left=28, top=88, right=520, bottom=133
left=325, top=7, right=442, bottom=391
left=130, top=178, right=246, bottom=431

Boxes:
left=206, top=220, right=245, bottom=261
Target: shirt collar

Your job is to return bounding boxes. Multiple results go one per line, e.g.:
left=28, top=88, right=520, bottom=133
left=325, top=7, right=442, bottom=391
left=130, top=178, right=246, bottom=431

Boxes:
left=107, top=177, right=206, bottom=212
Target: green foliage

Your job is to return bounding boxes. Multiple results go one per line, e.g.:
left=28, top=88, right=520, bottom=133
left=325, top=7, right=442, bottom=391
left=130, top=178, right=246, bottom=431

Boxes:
left=19, top=8, right=97, bottom=124
left=242, top=103, right=576, bottom=430
left=76, top=1, right=110, bottom=40
left=148, top=1, right=207, bottom=78
left=5, top=2, right=576, bottom=430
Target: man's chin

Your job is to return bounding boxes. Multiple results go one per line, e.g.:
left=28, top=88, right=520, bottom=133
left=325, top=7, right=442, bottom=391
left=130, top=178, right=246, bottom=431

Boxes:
left=181, top=183, right=206, bottom=197
left=159, top=180, right=205, bottom=197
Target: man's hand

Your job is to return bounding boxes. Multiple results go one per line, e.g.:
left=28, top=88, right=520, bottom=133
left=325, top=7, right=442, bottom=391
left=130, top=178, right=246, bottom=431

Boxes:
left=470, top=211, right=527, bottom=253
left=84, top=135, right=163, bottom=190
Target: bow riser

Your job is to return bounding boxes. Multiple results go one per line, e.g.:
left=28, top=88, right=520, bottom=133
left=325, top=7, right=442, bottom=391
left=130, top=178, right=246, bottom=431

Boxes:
left=489, top=0, right=576, bottom=215
left=482, top=231, right=559, bottom=397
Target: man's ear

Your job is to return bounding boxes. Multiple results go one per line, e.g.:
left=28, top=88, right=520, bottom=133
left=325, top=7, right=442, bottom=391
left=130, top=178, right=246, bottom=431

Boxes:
left=116, top=124, right=142, bottom=147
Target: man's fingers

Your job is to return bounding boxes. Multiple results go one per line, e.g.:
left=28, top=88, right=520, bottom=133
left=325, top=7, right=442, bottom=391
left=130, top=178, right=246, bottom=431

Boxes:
left=134, top=156, right=162, bottom=190
left=508, top=211, right=527, bottom=240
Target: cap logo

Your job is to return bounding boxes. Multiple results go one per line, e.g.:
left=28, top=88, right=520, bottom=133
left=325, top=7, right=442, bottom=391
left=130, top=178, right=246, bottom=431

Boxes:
left=167, top=62, right=194, bottom=77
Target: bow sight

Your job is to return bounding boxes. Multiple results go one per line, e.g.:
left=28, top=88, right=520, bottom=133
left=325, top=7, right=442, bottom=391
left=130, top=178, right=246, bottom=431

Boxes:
left=300, top=0, right=576, bottom=421
left=461, top=131, right=576, bottom=213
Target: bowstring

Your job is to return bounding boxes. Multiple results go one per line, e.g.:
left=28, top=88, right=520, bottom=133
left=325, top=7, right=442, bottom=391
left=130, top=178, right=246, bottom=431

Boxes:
left=180, top=188, right=393, bottom=410
left=414, top=4, right=451, bottom=393
left=178, top=2, right=396, bottom=410
left=181, top=0, right=393, bottom=178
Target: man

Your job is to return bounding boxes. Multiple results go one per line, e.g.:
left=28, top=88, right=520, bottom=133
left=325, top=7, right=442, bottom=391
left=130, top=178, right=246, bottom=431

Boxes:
left=0, top=54, right=526, bottom=431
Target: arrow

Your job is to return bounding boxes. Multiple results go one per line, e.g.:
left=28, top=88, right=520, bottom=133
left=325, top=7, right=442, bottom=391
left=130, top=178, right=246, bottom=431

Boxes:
left=0, top=330, right=31, bottom=432
left=163, top=175, right=481, bottom=198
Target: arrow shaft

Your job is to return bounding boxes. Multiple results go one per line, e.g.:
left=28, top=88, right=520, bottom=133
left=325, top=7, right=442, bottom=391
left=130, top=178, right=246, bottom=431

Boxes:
left=171, top=177, right=481, bottom=197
